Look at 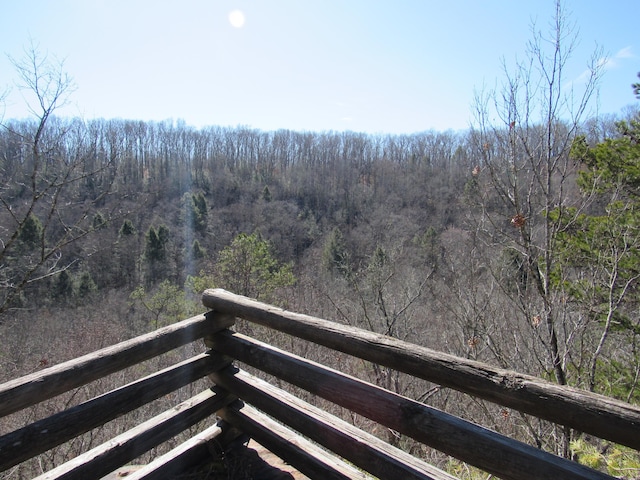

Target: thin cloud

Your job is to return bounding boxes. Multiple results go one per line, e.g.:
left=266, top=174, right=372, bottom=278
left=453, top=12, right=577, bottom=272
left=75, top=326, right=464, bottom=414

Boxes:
left=599, top=46, right=634, bottom=71
left=570, top=46, right=635, bottom=87
left=614, top=46, right=634, bottom=59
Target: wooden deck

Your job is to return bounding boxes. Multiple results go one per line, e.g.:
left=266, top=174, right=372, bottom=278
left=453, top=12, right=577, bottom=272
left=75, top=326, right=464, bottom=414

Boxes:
left=102, top=440, right=309, bottom=479
left=218, top=440, right=309, bottom=480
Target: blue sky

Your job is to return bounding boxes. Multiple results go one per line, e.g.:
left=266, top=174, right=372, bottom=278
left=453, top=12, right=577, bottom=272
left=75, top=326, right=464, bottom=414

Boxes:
left=0, top=0, right=637, bottom=134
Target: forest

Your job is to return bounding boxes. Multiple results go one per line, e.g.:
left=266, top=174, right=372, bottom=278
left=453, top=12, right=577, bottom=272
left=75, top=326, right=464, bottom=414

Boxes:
left=2, top=7, right=640, bottom=479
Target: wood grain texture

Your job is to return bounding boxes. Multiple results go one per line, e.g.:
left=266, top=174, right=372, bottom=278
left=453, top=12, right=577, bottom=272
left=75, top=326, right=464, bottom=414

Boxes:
left=121, top=424, right=223, bottom=480
left=211, top=366, right=461, bottom=480
left=203, top=288, right=640, bottom=450
left=208, top=334, right=614, bottom=480
left=0, top=312, right=234, bottom=418
left=219, top=402, right=372, bottom=480
left=0, top=352, right=230, bottom=472
left=32, top=387, right=235, bottom=480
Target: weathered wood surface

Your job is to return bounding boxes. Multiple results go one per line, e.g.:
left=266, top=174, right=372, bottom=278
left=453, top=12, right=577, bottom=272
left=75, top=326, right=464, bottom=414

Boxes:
left=211, top=365, right=458, bottom=480
left=32, top=387, right=234, bottom=480
left=241, top=439, right=310, bottom=480
left=0, top=353, right=229, bottom=472
left=203, top=288, right=640, bottom=450
left=121, top=423, right=223, bottom=480
left=0, top=312, right=234, bottom=418
left=219, top=400, right=374, bottom=480
left=103, top=439, right=310, bottom=480
left=208, top=331, right=615, bottom=480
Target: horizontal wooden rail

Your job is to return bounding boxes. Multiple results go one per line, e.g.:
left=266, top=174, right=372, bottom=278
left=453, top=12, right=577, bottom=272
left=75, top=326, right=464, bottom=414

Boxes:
left=208, top=330, right=612, bottom=480
left=203, top=288, right=640, bottom=450
left=219, top=400, right=372, bottom=480
left=33, top=387, right=235, bottom=480
left=0, top=312, right=234, bottom=418
left=0, top=352, right=229, bottom=472
left=3, top=290, right=635, bottom=479
left=212, top=366, right=455, bottom=480
left=123, top=424, right=225, bottom=480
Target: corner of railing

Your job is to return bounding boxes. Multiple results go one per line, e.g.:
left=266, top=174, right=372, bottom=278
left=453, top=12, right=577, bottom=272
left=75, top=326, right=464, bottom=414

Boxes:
left=202, top=310, right=236, bottom=349
left=202, top=288, right=231, bottom=310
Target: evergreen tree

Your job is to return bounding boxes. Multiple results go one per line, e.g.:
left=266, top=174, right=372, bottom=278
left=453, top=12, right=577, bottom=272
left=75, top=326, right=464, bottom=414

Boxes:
left=17, top=213, right=43, bottom=251
left=114, top=219, right=138, bottom=288
left=413, top=226, right=440, bottom=269
left=77, top=271, right=97, bottom=299
left=551, top=82, right=640, bottom=395
left=119, top=219, right=136, bottom=236
left=192, top=193, right=208, bottom=232
left=322, top=227, right=350, bottom=277
left=262, top=185, right=272, bottom=202
left=53, top=269, right=73, bottom=302
left=191, top=239, right=206, bottom=259
left=144, top=224, right=171, bottom=283
left=184, top=192, right=208, bottom=233
left=145, top=225, right=169, bottom=262
left=92, top=212, right=107, bottom=230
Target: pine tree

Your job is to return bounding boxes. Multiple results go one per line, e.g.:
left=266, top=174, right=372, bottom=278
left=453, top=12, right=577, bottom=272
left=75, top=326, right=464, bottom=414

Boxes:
left=53, top=269, right=73, bottom=302
left=322, top=227, right=350, bottom=277
left=17, top=213, right=43, bottom=251
left=119, top=219, right=136, bottom=236
left=77, top=271, right=97, bottom=299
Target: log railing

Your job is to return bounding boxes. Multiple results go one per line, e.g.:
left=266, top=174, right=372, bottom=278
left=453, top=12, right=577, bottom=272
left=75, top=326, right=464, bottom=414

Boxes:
left=0, top=288, right=638, bottom=479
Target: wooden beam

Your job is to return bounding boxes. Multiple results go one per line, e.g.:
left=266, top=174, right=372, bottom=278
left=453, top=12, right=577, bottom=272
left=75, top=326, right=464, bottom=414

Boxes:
left=212, top=366, right=461, bottom=480
left=203, top=288, right=640, bottom=450
left=0, top=312, right=234, bottom=418
left=219, top=401, right=377, bottom=480
left=32, top=387, right=235, bottom=480
left=0, top=352, right=230, bottom=472
left=122, top=424, right=223, bottom=480
left=208, top=333, right=616, bottom=480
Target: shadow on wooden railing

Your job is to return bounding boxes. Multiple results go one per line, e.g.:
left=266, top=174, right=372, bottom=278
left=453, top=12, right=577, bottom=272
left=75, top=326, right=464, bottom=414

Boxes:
left=1, top=289, right=639, bottom=479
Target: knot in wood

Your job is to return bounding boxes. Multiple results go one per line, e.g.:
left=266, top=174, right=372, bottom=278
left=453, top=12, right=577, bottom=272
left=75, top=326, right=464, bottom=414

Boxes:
left=500, top=375, right=522, bottom=390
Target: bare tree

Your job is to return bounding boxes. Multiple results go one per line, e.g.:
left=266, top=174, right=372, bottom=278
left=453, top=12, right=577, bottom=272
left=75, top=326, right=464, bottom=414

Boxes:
left=468, top=0, right=605, bottom=456
left=0, top=45, right=120, bottom=318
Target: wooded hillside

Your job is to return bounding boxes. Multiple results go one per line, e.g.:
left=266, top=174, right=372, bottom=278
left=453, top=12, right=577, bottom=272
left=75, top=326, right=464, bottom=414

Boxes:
left=2, top=11, right=639, bottom=478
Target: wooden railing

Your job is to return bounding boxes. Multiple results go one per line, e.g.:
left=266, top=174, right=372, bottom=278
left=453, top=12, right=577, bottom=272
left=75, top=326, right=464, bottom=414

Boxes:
left=1, top=288, right=639, bottom=479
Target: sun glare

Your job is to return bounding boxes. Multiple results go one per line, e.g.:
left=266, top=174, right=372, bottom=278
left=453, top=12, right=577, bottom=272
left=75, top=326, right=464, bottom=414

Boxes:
left=228, top=10, right=245, bottom=28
